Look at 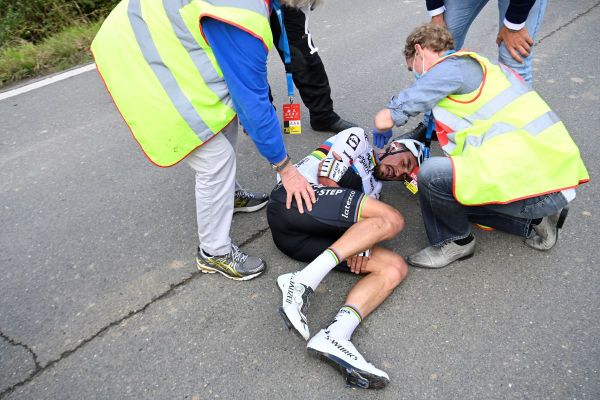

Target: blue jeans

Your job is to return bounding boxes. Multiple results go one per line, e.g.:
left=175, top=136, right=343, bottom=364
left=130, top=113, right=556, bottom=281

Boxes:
left=443, top=0, right=547, bottom=87
left=417, top=157, right=568, bottom=246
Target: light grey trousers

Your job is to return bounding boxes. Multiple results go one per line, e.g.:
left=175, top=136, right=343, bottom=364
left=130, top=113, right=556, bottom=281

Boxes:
left=185, top=118, right=242, bottom=256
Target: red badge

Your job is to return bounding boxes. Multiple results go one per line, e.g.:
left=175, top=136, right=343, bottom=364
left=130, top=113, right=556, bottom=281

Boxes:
left=282, top=102, right=301, bottom=134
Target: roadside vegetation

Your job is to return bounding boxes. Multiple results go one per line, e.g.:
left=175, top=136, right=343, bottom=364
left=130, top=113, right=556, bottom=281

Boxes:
left=0, top=0, right=117, bottom=88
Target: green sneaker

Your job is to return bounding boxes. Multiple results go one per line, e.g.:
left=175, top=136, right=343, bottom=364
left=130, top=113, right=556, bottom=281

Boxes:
left=196, top=244, right=266, bottom=281
left=234, top=189, right=269, bottom=213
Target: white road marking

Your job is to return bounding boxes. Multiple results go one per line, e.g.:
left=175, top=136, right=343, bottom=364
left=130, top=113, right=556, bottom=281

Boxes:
left=0, top=63, right=97, bottom=101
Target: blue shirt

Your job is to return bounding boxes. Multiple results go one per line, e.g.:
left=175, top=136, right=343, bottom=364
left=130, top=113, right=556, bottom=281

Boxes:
left=202, top=18, right=287, bottom=164
left=387, top=56, right=484, bottom=126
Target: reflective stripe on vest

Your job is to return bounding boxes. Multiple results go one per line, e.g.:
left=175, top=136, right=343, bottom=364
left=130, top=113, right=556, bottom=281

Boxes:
left=430, top=51, right=589, bottom=205
left=434, top=62, right=531, bottom=155
left=460, top=111, right=561, bottom=154
left=127, top=0, right=213, bottom=141
left=91, top=0, right=272, bottom=167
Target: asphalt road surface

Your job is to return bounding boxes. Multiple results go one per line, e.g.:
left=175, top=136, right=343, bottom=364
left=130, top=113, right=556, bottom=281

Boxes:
left=1, top=1, right=599, bottom=399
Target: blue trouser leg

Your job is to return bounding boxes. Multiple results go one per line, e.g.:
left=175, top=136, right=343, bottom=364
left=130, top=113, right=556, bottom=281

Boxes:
left=417, top=157, right=568, bottom=246
left=497, top=0, right=547, bottom=87
left=443, top=0, right=490, bottom=50
left=417, top=157, right=473, bottom=246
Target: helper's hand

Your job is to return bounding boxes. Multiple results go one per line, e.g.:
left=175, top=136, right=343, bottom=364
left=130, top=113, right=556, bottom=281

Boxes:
left=279, top=164, right=316, bottom=213
left=431, top=13, right=446, bottom=28
left=496, top=26, right=533, bottom=64
left=372, top=128, right=393, bottom=149
left=348, top=253, right=370, bottom=274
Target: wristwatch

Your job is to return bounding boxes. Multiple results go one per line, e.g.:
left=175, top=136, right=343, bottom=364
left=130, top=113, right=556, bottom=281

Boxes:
left=271, top=155, right=291, bottom=172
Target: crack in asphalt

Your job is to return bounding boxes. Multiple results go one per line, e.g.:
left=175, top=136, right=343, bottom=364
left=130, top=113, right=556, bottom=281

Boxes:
left=0, top=227, right=270, bottom=399
left=536, top=1, right=600, bottom=45
left=0, top=330, right=41, bottom=370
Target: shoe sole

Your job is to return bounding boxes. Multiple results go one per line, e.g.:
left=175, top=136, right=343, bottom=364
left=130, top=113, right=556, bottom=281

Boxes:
left=307, top=348, right=389, bottom=389
left=233, top=201, right=268, bottom=214
left=278, top=306, right=308, bottom=340
left=557, top=206, right=569, bottom=229
left=407, top=252, right=474, bottom=269
left=277, top=276, right=309, bottom=340
left=196, top=259, right=264, bottom=281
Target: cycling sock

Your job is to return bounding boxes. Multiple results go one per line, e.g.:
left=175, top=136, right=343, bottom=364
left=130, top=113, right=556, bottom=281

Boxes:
left=326, top=304, right=363, bottom=340
left=295, top=248, right=340, bottom=289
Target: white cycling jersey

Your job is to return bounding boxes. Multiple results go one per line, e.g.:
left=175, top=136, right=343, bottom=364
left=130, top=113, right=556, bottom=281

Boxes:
left=292, top=127, right=383, bottom=199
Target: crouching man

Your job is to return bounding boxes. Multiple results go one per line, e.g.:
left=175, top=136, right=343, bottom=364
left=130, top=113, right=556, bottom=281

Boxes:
left=373, top=23, right=589, bottom=269
left=267, top=127, right=424, bottom=389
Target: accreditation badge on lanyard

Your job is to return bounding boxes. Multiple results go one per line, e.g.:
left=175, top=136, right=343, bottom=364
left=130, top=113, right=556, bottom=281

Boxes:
left=404, top=167, right=419, bottom=194
left=283, top=101, right=301, bottom=134
left=273, top=0, right=302, bottom=134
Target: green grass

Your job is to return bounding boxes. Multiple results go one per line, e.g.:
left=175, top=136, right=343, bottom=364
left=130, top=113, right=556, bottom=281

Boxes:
left=0, top=21, right=102, bottom=88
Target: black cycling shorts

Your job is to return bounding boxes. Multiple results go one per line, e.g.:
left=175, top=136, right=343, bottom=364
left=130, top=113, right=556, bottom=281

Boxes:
left=267, top=183, right=366, bottom=271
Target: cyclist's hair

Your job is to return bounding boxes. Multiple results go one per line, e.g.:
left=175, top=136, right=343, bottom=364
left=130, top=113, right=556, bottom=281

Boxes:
left=404, top=23, right=455, bottom=60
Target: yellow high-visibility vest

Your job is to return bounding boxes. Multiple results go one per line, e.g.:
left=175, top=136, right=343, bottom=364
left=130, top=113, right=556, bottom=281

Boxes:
left=431, top=51, right=589, bottom=205
left=91, top=0, right=273, bottom=167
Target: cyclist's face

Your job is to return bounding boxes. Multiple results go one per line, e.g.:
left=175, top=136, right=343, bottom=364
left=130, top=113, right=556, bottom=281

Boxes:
left=374, top=151, right=417, bottom=181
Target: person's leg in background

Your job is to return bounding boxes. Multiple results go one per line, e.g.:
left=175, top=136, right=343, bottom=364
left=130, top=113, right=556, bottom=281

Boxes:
left=497, top=0, right=548, bottom=86
left=443, top=0, right=490, bottom=50
left=270, top=7, right=357, bottom=133
left=222, top=119, right=269, bottom=213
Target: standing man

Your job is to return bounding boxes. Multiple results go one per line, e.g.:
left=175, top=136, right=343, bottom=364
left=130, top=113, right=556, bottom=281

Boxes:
left=374, top=23, right=589, bottom=269
left=427, top=0, right=547, bottom=86
left=400, top=0, right=547, bottom=142
left=270, top=5, right=357, bottom=133
left=91, top=0, right=317, bottom=281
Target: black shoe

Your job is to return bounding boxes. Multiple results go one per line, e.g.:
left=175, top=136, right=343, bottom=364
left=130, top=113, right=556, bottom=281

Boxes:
left=311, top=117, right=358, bottom=133
left=398, top=122, right=437, bottom=142
left=234, top=189, right=268, bottom=213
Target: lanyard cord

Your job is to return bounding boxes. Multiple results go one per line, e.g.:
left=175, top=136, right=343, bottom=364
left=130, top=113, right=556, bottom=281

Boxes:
left=423, top=117, right=434, bottom=159
left=272, top=0, right=295, bottom=101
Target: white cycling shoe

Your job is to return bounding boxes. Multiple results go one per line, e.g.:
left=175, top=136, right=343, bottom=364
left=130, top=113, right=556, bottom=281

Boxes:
left=277, top=272, right=313, bottom=340
left=307, top=329, right=390, bottom=389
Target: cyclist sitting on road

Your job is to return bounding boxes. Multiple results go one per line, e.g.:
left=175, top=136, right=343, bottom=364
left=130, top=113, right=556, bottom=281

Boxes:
left=268, top=127, right=424, bottom=389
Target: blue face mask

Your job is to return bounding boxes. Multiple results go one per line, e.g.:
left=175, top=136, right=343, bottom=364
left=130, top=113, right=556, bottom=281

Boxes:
left=414, top=50, right=455, bottom=79
left=412, top=53, right=426, bottom=80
